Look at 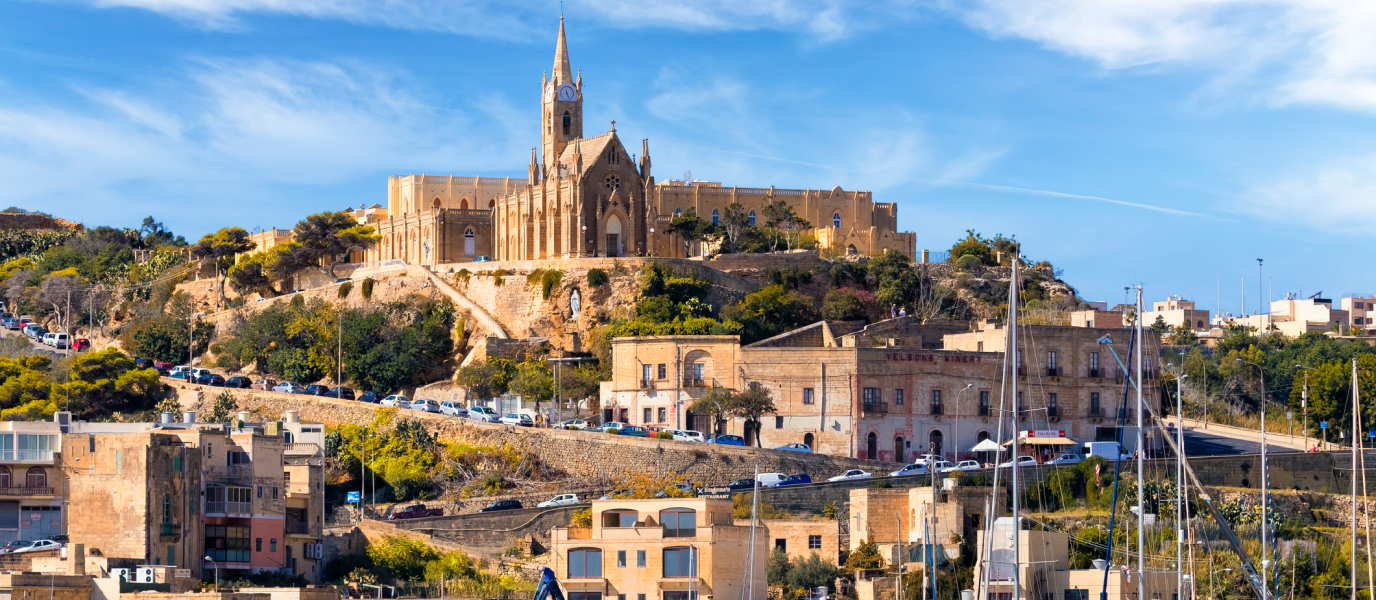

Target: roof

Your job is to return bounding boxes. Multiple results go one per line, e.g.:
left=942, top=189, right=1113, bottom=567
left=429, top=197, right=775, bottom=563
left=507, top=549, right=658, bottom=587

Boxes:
left=557, top=131, right=619, bottom=177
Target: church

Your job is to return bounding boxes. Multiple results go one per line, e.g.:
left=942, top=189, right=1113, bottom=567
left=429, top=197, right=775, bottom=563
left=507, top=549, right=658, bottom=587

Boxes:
left=363, top=19, right=915, bottom=266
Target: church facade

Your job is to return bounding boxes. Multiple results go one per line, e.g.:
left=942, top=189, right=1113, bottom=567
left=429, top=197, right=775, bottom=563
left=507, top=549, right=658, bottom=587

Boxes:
left=364, top=19, right=915, bottom=266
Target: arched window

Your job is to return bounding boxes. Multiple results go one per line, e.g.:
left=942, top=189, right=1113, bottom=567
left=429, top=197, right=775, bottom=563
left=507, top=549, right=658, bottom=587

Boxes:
left=866, top=432, right=877, bottom=460
left=1197, top=320, right=1204, bottom=328
left=460, top=198, right=469, bottom=209
left=604, top=174, right=621, bottom=191
left=0, top=466, right=9, bottom=488
left=432, top=198, right=441, bottom=210
left=568, top=548, right=602, bottom=578
left=26, top=467, right=45, bottom=488
left=562, top=111, right=571, bottom=136
left=711, top=209, right=720, bottom=225
left=488, top=199, right=496, bottom=209
left=465, top=228, right=476, bottom=256
left=928, top=430, right=944, bottom=458
left=803, top=432, right=814, bottom=451
left=748, top=210, right=756, bottom=225
left=674, top=208, right=682, bottom=217
left=833, top=213, right=841, bottom=228
left=663, top=547, right=697, bottom=578
left=162, top=494, right=172, bottom=523
left=847, top=244, right=857, bottom=255
left=660, top=509, right=696, bottom=537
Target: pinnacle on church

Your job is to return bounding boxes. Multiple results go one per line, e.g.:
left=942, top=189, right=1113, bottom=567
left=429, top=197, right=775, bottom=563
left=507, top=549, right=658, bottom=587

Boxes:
left=553, top=16, right=574, bottom=84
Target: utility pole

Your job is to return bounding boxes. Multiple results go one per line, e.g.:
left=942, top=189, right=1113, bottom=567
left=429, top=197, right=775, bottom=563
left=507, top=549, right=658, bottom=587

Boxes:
left=1135, top=286, right=1145, bottom=600
left=65, top=290, right=70, bottom=357
left=1257, top=259, right=1264, bottom=320
left=337, top=310, right=343, bottom=387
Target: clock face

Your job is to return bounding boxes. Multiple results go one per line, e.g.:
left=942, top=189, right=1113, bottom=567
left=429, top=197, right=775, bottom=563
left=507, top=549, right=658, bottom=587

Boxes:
left=557, top=84, right=578, bottom=102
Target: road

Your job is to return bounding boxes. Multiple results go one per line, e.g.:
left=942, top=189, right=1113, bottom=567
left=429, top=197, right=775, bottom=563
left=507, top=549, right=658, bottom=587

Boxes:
left=1182, top=427, right=1300, bottom=456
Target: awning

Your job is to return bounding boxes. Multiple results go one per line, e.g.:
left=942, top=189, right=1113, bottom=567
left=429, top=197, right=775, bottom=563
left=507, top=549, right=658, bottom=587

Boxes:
left=1002, top=436, right=1077, bottom=446
left=970, top=439, right=1004, bottom=452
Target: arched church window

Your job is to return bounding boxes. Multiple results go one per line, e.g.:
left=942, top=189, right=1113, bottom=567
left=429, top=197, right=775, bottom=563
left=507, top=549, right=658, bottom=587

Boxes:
left=833, top=213, right=842, bottom=228
left=460, top=198, right=469, bottom=209
left=674, top=208, right=682, bottom=218
left=604, top=174, right=621, bottom=191
left=465, top=228, right=475, bottom=256
left=489, top=199, right=496, bottom=209
left=711, top=210, right=720, bottom=226
left=563, top=111, right=571, bottom=136
left=847, top=244, right=857, bottom=255
left=432, top=198, right=441, bottom=210
left=748, top=210, right=756, bottom=225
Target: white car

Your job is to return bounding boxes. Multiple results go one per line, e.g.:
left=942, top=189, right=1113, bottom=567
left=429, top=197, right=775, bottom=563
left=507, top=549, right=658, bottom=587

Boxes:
left=556, top=419, right=591, bottom=429
left=410, top=399, right=441, bottom=413
left=941, top=460, right=983, bottom=473
left=537, top=493, right=581, bottom=507
left=910, top=453, right=940, bottom=466
left=998, top=455, right=1039, bottom=469
left=15, top=539, right=64, bottom=553
left=438, top=401, right=468, bottom=417
left=671, top=430, right=707, bottom=442
left=828, top=469, right=873, bottom=482
left=468, top=406, right=500, bottom=423
left=500, top=413, right=533, bottom=427
left=756, top=473, right=788, bottom=487
left=889, top=463, right=931, bottom=477
left=273, top=381, right=304, bottom=394
left=927, top=460, right=957, bottom=472
left=169, top=366, right=192, bottom=378
left=380, top=395, right=410, bottom=408
left=1046, top=454, right=1083, bottom=466
left=600, top=421, right=630, bottom=432
left=40, top=333, right=55, bottom=346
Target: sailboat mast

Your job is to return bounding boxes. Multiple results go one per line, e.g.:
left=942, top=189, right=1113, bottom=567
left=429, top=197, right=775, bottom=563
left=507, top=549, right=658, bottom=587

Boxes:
left=1178, top=370, right=1185, bottom=600
left=1012, top=257, right=1021, bottom=600
left=1135, top=286, right=1145, bottom=600
left=1352, top=359, right=1358, bottom=600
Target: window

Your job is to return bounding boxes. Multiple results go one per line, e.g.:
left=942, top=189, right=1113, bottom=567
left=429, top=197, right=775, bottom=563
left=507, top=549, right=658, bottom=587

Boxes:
left=602, top=511, right=637, bottom=528
left=644, top=408, right=652, bottom=424
left=89, top=437, right=95, bottom=453
left=979, top=391, right=990, bottom=416
left=711, top=209, right=720, bottom=225
left=192, top=498, right=199, bottom=515
left=802, top=388, right=814, bottom=405
left=271, top=539, right=277, bottom=553
left=895, top=389, right=904, bottom=405
left=26, top=467, right=46, bottom=488
left=206, top=525, right=251, bottom=562
left=657, top=408, right=667, bottom=423
left=168, top=546, right=176, bottom=567
left=604, top=174, right=621, bottom=191
left=748, top=210, right=756, bottom=225
left=1048, top=393, right=1058, bottom=416
left=1048, top=351, right=1057, bottom=370
left=228, top=452, right=250, bottom=465
left=0, top=466, right=9, bottom=488
left=661, top=509, right=697, bottom=537
left=637, top=550, right=646, bottom=567
left=464, top=228, right=475, bottom=255
left=863, top=388, right=880, bottom=404
left=664, top=594, right=697, bottom=600
left=115, top=450, right=121, bottom=475
left=674, top=208, right=682, bottom=217
left=570, top=595, right=603, bottom=600
left=639, top=595, right=646, bottom=600
left=173, top=456, right=181, bottom=472
left=775, top=416, right=784, bottom=429
left=273, top=487, right=279, bottom=499
left=256, top=538, right=263, bottom=552
left=562, top=111, right=571, bottom=136
left=1091, top=393, right=1101, bottom=416
left=663, top=547, right=697, bottom=577
left=809, top=535, right=822, bottom=549
left=569, top=549, right=602, bottom=578
left=1090, top=352, right=1100, bottom=377
left=931, top=390, right=943, bottom=415
left=617, top=550, right=626, bottom=568
left=775, top=539, right=787, bottom=552
left=257, top=486, right=263, bottom=498
left=658, top=364, right=666, bottom=379
left=1066, top=591, right=1089, bottom=600
left=643, top=365, right=652, bottom=382
left=833, top=213, right=841, bottom=228
left=163, top=494, right=172, bottom=523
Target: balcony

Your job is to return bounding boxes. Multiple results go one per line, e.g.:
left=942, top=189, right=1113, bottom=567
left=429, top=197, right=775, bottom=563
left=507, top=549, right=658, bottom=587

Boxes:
left=1088, top=406, right=1102, bottom=419
left=206, top=501, right=252, bottom=516
left=0, top=487, right=53, bottom=496
left=285, top=521, right=312, bottom=535
left=681, top=376, right=712, bottom=388
left=978, top=405, right=990, bottom=417
left=930, top=403, right=943, bottom=416
left=1047, top=406, right=1059, bottom=418
left=160, top=523, right=181, bottom=538
left=1089, top=369, right=1100, bottom=379
left=0, top=450, right=53, bottom=462
left=639, top=379, right=654, bottom=389
left=1046, top=367, right=1059, bottom=377
left=861, top=401, right=888, bottom=417
left=284, top=443, right=321, bottom=455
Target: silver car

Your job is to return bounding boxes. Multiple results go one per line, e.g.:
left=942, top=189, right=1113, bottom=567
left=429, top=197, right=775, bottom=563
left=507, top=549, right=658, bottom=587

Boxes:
left=380, top=395, right=410, bottom=408
left=410, top=399, right=440, bottom=413
left=439, top=401, right=468, bottom=417
left=273, top=382, right=303, bottom=394
left=467, top=406, right=500, bottom=423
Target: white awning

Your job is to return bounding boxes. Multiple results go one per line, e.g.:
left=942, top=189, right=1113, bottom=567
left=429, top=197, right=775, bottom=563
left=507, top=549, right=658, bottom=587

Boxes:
left=1002, top=436, right=1078, bottom=446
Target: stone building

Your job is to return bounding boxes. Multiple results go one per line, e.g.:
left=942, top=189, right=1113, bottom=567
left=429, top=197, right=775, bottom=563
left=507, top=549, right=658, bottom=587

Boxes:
left=548, top=498, right=766, bottom=600
left=602, top=318, right=1160, bottom=462
left=0, top=421, right=64, bottom=547
left=734, top=518, right=840, bottom=565
left=847, top=479, right=995, bottom=568
left=363, top=18, right=916, bottom=267
left=974, top=518, right=1178, bottom=600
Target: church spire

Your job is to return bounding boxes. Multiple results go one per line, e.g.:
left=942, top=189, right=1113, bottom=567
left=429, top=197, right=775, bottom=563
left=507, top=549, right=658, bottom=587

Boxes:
left=553, top=16, right=574, bottom=84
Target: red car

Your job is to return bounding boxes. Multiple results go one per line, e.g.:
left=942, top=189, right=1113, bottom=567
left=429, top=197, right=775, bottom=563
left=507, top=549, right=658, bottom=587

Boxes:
left=72, top=338, right=91, bottom=351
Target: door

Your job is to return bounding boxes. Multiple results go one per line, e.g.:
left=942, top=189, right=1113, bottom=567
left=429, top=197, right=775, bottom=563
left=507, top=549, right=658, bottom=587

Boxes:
left=605, top=215, right=622, bottom=257
left=895, top=436, right=905, bottom=464
left=866, top=432, right=877, bottom=460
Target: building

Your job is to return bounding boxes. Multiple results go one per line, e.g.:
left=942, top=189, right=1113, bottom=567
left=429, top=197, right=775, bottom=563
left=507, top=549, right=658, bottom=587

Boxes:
left=974, top=517, right=1177, bottom=600
left=547, top=498, right=766, bottom=600
left=365, top=18, right=915, bottom=266
left=602, top=318, right=1160, bottom=463
left=1341, top=295, right=1376, bottom=336
left=1143, top=296, right=1210, bottom=332
left=847, top=479, right=994, bottom=568
left=0, top=421, right=65, bottom=548
left=734, top=519, right=840, bottom=565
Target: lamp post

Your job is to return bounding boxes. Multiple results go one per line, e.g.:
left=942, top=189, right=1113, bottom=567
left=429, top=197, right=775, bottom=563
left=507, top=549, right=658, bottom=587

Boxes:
left=204, top=556, right=218, bottom=592
left=1235, top=358, right=1269, bottom=600
left=1296, top=365, right=1314, bottom=450
left=953, top=384, right=972, bottom=463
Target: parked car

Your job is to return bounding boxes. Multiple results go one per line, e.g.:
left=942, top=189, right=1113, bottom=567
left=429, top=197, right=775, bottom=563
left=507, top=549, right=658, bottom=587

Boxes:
left=500, top=413, right=533, bottom=426
left=438, top=401, right=467, bottom=417
left=942, top=460, right=983, bottom=473
left=335, top=277, right=352, bottom=283
left=324, top=387, right=355, bottom=400
left=926, top=460, right=957, bottom=472
left=1046, top=453, right=1083, bottom=466
left=155, top=367, right=171, bottom=377
left=467, top=406, right=500, bottom=422
left=153, top=361, right=173, bottom=370
left=14, top=539, right=63, bottom=553
left=224, top=376, right=252, bottom=389
left=997, top=455, right=1039, bottom=469
left=273, top=382, right=304, bottom=394
left=53, top=333, right=69, bottom=348
left=1083, top=442, right=1132, bottom=462
left=889, top=463, right=931, bottom=477
left=356, top=391, right=380, bottom=403
left=71, top=338, right=91, bottom=351
left=387, top=504, right=443, bottom=520
left=828, top=469, right=873, bottom=482
left=379, top=395, right=410, bottom=408
left=410, top=399, right=441, bottom=413
left=727, top=478, right=758, bottom=492
left=777, top=473, right=812, bottom=487
left=196, top=373, right=226, bottom=386
left=477, top=499, right=523, bottom=513
left=598, top=488, right=630, bottom=500
left=303, top=384, right=330, bottom=396
left=671, top=430, right=707, bottom=443
left=168, top=366, right=191, bottom=378
left=473, top=255, right=494, bottom=262
left=250, top=379, right=278, bottom=391
left=774, top=443, right=812, bottom=453
left=756, top=473, right=788, bottom=487
left=2, top=540, right=34, bottom=553
left=537, top=494, right=581, bottom=508
left=619, top=425, right=650, bottom=437
left=910, top=454, right=940, bottom=467
left=556, top=419, right=591, bottom=430
left=707, top=434, right=744, bottom=446
left=599, top=422, right=630, bottom=432
left=188, top=368, right=211, bottom=381
left=24, top=325, right=47, bottom=340
left=2, top=319, right=19, bottom=330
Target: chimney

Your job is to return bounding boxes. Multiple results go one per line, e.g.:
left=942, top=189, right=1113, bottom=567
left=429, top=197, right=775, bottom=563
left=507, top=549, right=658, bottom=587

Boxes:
left=183, top=411, right=197, bottom=424
left=160, top=412, right=174, bottom=424
left=283, top=410, right=300, bottom=423
left=237, top=411, right=252, bottom=424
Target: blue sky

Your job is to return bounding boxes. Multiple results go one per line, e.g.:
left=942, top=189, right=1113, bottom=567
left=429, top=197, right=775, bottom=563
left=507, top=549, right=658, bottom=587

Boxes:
left=2, top=0, right=1374, bottom=313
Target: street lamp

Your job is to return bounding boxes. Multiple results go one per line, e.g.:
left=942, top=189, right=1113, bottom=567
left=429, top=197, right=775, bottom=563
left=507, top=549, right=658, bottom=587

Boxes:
left=953, top=384, right=973, bottom=463
left=204, top=556, right=218, bottom=592
left=1296, top=364, right=1314, bottom=450
left=1235, top=357, right=1269, bottom=596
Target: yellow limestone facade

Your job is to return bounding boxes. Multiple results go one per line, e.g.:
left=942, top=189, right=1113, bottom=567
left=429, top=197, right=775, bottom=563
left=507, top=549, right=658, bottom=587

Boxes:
left=365, top=19, right=916, bottom=266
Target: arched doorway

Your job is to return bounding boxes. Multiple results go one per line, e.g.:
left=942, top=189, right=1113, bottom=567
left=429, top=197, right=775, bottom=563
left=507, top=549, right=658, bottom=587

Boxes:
left=744, top=419, right=758, bottom=446
left=464, top=228, right=475, bottom=256
left=894, top=436, right=905, bottom=464
left=928, top=430, right=944, bottom=458
left=606, top=215, right=622, bottom=257
left=976, top=431, right=991, bottom=464
left=803, top=433, right=814, bottom=452
left=866, top=432, right=877, bottom=460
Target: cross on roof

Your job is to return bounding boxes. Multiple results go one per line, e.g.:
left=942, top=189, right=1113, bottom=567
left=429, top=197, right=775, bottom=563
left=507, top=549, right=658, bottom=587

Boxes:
left=610, top=119, right=616, bottom=131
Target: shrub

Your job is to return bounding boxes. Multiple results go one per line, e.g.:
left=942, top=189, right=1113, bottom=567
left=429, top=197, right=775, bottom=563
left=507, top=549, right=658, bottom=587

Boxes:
left=337, top=281, right=353, bottom=298
left=656, top=431, right=673, bottom=440
left=541, top=270, right=564, bottom=300
left=955, top=254, right=984, bottom=271
left=456, top=269, right=471, bottom=284
left=571, top=508, right=592, bottom=527
left=606, top=428, right=621, bottom=435
left=361, top=278, right=374, bottom=300
left=587, top=268, right=608, bottom=287
left=493, top=268, right=508, bottom=287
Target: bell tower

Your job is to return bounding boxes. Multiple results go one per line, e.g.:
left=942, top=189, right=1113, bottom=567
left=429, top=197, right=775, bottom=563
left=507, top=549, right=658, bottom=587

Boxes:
left=542, top=17, right=582, bottom=175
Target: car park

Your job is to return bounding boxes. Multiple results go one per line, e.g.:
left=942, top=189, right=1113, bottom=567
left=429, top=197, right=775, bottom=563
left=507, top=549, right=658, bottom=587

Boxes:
left=357, top=391, right=380, bottom=403
left=997, top=456, right=1039, bottom=469
left=889, top=463, right=931, bottom=477
left=251, top=379, right=277, bottom=391
left=707, top=434, right=744, bottom=446
left=273, top=382, right=304, bottom=394
left=324, top=387, right=355, bottom=399
left=537, top=494, right=580, bottom=508
left=467, top=406, right=499, bottom=422
left=303, top=384, right=330, bottom=396
left=774, top=443, right=811, bottom=453
left=72, top=338, right=90, bottom=351
left=224, top=376, right=252, bottom=389
left=411, top=399, right=441, bottom=413
left=1046, top=454, right=1083, bottom=466
left=942, top=460, right=983, bottom=473
left=827, top=469, right=873, bottom=482
left=500, top=413, right=533, bottom=426
left=477, top=499, right=523, bottom=513
left=196, top=373, right=226, bottom=386
left=380, top=395, right=410, bottom=408
left=438, top=401, right=467, bottom=417
left=777, top=473, right=812, bottom=487
left=556, top=419, right=591, bottom=430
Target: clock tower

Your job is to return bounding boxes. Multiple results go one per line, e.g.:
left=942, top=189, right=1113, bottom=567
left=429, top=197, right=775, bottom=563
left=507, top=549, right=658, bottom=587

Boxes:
left=542, top=16, right=582, bottom=175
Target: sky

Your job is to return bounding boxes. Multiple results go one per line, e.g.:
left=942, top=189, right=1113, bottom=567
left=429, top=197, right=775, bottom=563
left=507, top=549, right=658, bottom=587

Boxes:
left=2, top=0, right=1374, bottom=313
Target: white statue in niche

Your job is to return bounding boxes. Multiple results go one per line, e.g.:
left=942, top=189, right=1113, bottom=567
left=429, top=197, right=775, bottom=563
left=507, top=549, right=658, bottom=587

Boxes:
left=570, top=288, right=581, bottom=319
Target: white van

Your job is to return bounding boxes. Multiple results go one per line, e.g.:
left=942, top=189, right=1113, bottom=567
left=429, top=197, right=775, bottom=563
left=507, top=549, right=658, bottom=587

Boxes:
left=756, top=473, right=788, bottom=487
left=1083, top=441, right=1132, bottom=461
left=51, top=333, right=69, bottom=349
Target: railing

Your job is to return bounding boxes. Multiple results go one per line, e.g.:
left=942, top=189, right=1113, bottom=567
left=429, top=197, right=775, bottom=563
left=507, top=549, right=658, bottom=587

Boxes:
left=1088, top=406, right=1102, bottom=418
left=1047, top=367, right=1059, bottom=377
left=160, top=523, right=180, bottom=536
left=285, top=521, right=312, bottom=535
left=0, top=487, right=53, bottom=496
left=681, top=377, right=711, bottom=388
left=861, top=402, right=888, bottom=416
left=285, top=443, right=321, bottom=454
left=1089, top=369, right=1100, bottom=378
left=206, top=501, right=252, bottom=515
left=979, top=405, right=990, bottom=417
left=1115, top=409, right=1136, bottom=421
left=663, top=527, right=696, bottom=538
left=639, top=379, right=654, bottom=389
left=0, top=450, right=54, bottom=461
left=930, top=403, right=943, bottom=416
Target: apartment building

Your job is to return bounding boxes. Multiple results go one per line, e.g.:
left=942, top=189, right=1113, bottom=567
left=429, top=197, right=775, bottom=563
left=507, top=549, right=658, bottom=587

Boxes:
left=602, top=319, right=1159, bottom=463
left=548, top=498, right=766, bottom=600
left=1340, top=295, right=1376, bottom=335
left=0, top=421, right=65, bottom=547
left=1143, top=296, right=1210, bottom=331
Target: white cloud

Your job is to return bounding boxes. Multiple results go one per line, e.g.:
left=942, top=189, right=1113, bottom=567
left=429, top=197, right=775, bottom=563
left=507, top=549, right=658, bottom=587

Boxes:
left=941, top=0, right=1376, bottom=112
left=1244, top=153, right=1376, bottom=234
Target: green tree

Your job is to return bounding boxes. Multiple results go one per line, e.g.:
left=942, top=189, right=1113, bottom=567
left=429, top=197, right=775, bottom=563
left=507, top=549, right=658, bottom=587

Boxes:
left=948, top=229, right=993, bottom=265
left=843, top=537, right=885, bottom=572
left=720, top=203, right=751, bottom=253
left=191, top=227, right=255, bottom=308
left=722, top=284, right=818, bottom=344
left=762, top=199, right=811, bottom=252
left=665, top=209, right=718, bottom=257
left=690, top=387, right=735, bottom=435
left=511, top=360, right=554, bottom=416
left=786, top=553, right=842, bottom=593
left=206, top=391, right=239, bottom=423
left=227, top=252, right=272, bottom=297
left=455, top=362, right=499, bottom=400
left=1166, top=321, right=1199, bottom=346
left=729, top=382, right=777, bottom=447
left=293, top=211, right=380, bottom=277
left=767, top=548, right=792, bottom=585
left=1150, top=315, right=1170, bottom=334
left=822, top=287, right=878, bottom=322
left=366, top=534, right=440, bottom=581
